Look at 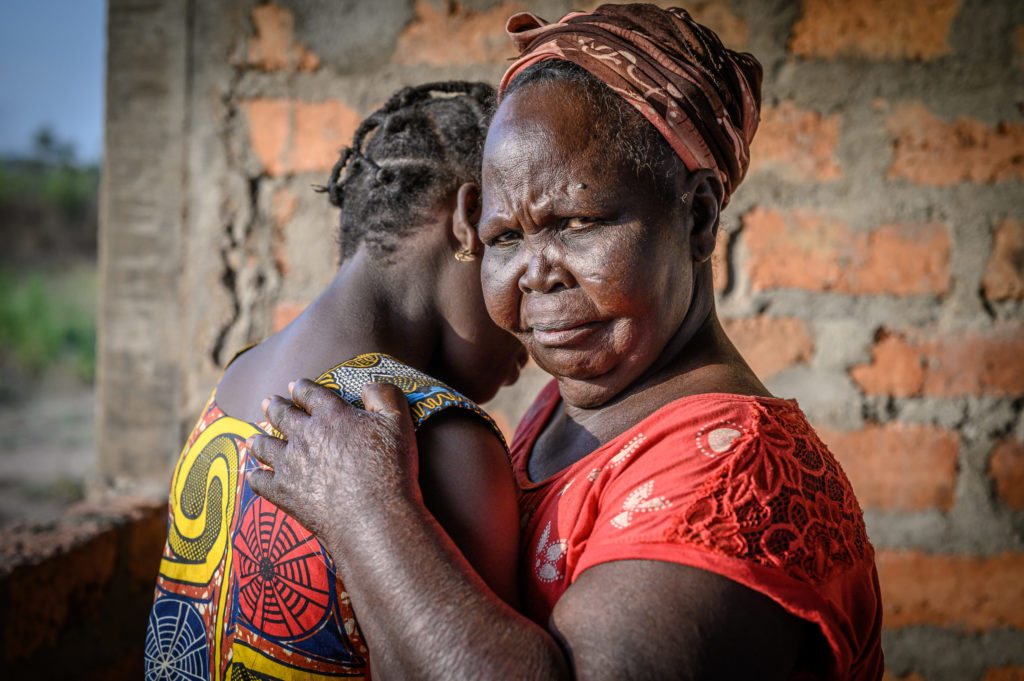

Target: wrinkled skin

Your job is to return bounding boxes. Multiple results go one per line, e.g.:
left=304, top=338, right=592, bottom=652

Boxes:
left=247, top=380, right=418, bottom=548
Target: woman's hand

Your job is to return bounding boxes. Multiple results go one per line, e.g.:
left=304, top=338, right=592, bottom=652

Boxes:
left=245, top=379, right=420, bottom=546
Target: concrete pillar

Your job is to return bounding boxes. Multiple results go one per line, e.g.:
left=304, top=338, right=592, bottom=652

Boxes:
left=97, top=0, right=190, bottom=487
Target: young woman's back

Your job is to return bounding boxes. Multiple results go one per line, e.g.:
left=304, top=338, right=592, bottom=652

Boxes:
left=145, top=82, right=525, bottom=680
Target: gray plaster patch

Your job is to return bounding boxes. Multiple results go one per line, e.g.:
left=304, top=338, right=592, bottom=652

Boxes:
left=883, top=627, right=1024, bottom=681
left=767, top=366, right=865, bottom=430
left=283, top=0, right=415, bottom=75
left=812, top=319, right=875, bottom=369
left=895, top=397, right=969, bottom=430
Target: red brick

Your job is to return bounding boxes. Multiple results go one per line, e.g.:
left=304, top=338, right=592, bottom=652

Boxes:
left=394, top=0, right=522, bottom=66
left=844, top=223, right=951, bottom=294
left=743, top=208, right=842, bottom=291
left=876, top=551, right=1024, bottom=631
left=850, top=331, right=925, bottom=397
left=851, top=324, right=1024, bottom=397
left=920, top=324, right=1024, bottom=397
left=273, top=302, right=306, bottom=332
left=989, top=438, right=1024, bottom=513
left=291, top=102, right=359, bottom=175
left=749, top=101, right=842, bottom=181
left=789, top=0, right=961, bottom=60
left=247, top=2, right=320, bottom=72
left=243, top=99, right=360, bottom=176
left=887, top=102, right=1024, bottom=186
left=984, top=668, right=1024, bottom=681
left=743, top=208, right=950, bottom=295
left=711, top=228, right=731, bottom=293
left=819, top=423, right=959, bottom=511
left=983, top=219, right=1024, bottom=301
left=721, top=316, right=814, bottom=379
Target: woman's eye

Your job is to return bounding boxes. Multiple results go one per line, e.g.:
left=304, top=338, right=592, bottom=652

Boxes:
left=564, top=217, right=599, bottom=231
left=486, top=231, right=521, bottom=247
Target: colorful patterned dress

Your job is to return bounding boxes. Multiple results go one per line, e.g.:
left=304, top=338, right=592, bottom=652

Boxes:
left=146, top=353, right=505, bottom=681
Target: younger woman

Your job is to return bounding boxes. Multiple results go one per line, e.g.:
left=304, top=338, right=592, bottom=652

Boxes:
left=145, top=81, right=526, bottom=680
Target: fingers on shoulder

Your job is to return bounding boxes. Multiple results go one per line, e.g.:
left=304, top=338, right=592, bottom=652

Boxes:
left=290, top=378, right=347, bottom=414
left=265, top=394, right=308, bottom=433
left=360, top=381, right=411, bottom=417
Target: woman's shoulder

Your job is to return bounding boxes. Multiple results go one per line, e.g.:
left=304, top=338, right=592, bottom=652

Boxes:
left=316, top=352, right=506, bottom=444
left=641, top=393, right=873, bottom=584
left=611, top=391, right=809, bottom=455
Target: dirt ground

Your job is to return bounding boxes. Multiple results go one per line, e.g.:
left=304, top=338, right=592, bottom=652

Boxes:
left=0, top=374, right=96, bottom=527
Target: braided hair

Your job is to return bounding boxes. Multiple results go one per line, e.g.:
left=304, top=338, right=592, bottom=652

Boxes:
left=320, top=81, right=495, bottom=262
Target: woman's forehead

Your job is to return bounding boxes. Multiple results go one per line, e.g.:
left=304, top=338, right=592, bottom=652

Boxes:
left=492, top=84, right=608, bottom=147
left=484, top=84, right=625, bottom=181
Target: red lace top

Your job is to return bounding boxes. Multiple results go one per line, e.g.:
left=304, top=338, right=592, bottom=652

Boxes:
left=511, top=381, right=883, bottom=681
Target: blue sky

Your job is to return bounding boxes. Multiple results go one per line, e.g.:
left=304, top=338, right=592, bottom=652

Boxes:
left=0, top=0, right=106, bottom=163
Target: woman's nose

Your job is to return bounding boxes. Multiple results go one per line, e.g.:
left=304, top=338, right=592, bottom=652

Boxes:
left=518, top=243, right=574, bottom=293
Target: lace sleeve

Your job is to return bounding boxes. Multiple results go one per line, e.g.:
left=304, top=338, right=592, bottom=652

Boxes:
left=573, top=400, right=881, bottom=680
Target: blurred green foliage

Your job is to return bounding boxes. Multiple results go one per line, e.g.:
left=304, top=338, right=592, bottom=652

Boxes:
left=0, top=127, right=99, bottom=394
left=0, top=159, right=100, bottom=222
left=0, top=126, right=100, bottom=263
left=0, top=265, right=98, bottom=386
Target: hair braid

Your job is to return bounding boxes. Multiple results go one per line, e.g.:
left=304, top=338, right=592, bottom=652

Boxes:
left=318, top=81, right=496, bottom=262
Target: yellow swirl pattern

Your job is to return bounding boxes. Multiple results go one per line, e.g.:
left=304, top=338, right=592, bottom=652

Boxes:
left=160, top=416, right=258, bottom=585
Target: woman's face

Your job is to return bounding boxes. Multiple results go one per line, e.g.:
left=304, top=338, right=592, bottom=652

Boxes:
left=479, top=82, right=696, bottom=409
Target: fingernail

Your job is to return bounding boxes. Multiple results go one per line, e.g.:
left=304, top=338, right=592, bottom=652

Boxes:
left=245, top=436, right=255, bottom=449
left=261, top=398, right=270, bottom=412
left=288, top=381, right=295, bottom=395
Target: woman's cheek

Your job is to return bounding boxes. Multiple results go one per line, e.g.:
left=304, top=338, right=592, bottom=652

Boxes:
left=480, top=253, right=520, bottom=333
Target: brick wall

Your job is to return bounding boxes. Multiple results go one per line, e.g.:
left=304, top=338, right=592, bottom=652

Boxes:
left=76, top=0, right=1024, bottom=678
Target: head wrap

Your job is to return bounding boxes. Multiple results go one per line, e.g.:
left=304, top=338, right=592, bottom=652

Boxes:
left=497, top=3, right=763, bottom=205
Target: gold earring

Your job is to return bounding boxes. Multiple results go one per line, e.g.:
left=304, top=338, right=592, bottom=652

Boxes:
left=454, top=248, right=477, bottom=262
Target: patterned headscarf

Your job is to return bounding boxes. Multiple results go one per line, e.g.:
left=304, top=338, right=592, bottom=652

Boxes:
left=497, top=3, right=762, bottom=205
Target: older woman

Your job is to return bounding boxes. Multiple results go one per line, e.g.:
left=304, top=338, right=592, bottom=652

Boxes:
left=248, top=5, right=884, bottom=680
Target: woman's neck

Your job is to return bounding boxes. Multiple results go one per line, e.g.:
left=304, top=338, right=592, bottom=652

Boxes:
left=215, top=248, right=441, bottom=421
left=291, top=252, right=440, bottom=370
left=557, top=270, right=769, bottom=445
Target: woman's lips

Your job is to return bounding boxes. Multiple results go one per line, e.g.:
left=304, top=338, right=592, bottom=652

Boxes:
left=529, top=320, right=602, bottom=346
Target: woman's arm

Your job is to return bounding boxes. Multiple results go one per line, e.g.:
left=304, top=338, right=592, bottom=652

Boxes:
left=416, top=409, right=519, bottom=608
left=247, top=380, right=804, bottom=680
left=248, top=380, right=565, bottom=679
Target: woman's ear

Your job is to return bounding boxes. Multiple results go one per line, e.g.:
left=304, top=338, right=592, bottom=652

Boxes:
left=683, top=169, right=723, bottom=263
left=452, top=182, right=484, bottom=254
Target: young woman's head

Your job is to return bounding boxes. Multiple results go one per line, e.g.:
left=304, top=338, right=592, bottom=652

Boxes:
left=324, top=81, right=495, bottom=263
left=322, top=81, right=527, bottom=403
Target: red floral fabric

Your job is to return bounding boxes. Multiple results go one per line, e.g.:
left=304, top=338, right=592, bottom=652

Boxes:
left=511, top=381, right=883, bottom=680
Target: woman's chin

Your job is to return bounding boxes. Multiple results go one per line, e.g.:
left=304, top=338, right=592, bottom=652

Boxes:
left=552, top=375, right=626, bottom=410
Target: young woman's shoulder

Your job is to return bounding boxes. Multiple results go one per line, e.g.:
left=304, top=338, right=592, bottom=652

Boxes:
left=415, top=408, right=519, bottom=606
